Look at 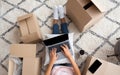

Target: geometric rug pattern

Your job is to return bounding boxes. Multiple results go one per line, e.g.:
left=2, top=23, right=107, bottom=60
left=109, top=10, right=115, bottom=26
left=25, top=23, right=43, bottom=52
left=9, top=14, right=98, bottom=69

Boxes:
left=0, top=0, right=120, bottom=75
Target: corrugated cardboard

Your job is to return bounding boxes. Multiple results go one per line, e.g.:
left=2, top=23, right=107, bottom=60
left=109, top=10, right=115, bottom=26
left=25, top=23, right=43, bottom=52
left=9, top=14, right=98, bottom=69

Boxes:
left=91, top=0, right=106, bottom=12
left=8, top=59, right=15, bottom=75
left=10, top=44, right=36, bottom=58
left=17, top=13, right=42, bottom=43
left=19, top=20, right=29, bottom=36
left=17, top=13, right=33, bottom=22
left=22, top=58, right=41, bottom=75
left=82, top=56, right=120, bottom=75
left=20, top=32, right=41, bottom=43
left=66, top=0, right=104, bottom=32
left=8, top=44, right=42, bottom=75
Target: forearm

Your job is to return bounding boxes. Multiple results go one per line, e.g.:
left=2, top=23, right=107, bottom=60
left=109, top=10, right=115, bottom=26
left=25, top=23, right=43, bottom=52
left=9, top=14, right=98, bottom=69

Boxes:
left=45, top=61, right=54, bottom=75
left=68, top=56, right=81, bottom=75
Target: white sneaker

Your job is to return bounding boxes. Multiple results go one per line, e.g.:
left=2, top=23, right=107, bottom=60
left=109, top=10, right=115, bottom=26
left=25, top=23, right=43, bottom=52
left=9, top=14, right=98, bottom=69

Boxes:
left=53, top=5, right=59, bottom=20
left=58, top=5, right=65, bottom=19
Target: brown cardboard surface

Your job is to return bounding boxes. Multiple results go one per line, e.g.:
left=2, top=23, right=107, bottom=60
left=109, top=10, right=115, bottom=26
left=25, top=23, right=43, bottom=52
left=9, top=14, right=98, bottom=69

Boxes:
left=10, top=44, right=36, bottom=58
left=66, top=0, right=92, bottom=32
left=8, top=57, right=42, bottom=75
left=91, top=0, right=106, bottom=12
left=8, top=59, right=15, bottom=75
left=19, top=20, right=29, bottom=36
left=82, top=56, right=120, bottom=75
left=79, top=0, right=91, bottom=7
left=32, top=14, right=42, bottom=38
left=66, top=0, right=104, bottom=32
left=83, top=5, right=104, bottom=31
left=26, top=16, right=37, bottom=33
left=20, top=32, right=41, bottom=43
left=17, top=13, right=42, bottom=43
left=17, top=13, right=33, bottom=22
left=22, top=58, right=40, bottom=75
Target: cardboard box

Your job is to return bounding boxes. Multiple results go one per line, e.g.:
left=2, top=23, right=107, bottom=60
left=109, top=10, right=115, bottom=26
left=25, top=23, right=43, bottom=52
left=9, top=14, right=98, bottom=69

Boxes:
left=8, top=58, right=41, bottom=75
left=10, top=44, right=36, bottom=58
left=17, top=13, right=42, bottom=43
left=22, top=58, right=41, bottom=75
left=8, top=44, right=42, bottom=75
left=8, top=59, right=15, bottom=75
left=66, top=0, right=105, bottom=32
left=82, top=56, right=120, bottom=75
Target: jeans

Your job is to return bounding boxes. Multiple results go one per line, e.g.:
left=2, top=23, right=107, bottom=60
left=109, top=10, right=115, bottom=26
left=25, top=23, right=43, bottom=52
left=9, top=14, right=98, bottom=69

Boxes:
left=52, top=23, right=69, bottom=34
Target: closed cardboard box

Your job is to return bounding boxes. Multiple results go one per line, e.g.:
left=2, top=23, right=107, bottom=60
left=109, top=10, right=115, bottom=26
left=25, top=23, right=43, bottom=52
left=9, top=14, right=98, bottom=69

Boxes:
left=82, top=56, right=120, bottom=75
left=17, top=13, right=42, bottom=43
left=66, top=0, right=105, bottom=32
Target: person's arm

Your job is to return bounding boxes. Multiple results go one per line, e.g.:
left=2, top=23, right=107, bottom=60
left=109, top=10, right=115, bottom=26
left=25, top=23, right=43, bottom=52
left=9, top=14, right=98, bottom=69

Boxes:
left=61, top=44, right=81, bottom=75
left=45, top=48, right=58, bottom=75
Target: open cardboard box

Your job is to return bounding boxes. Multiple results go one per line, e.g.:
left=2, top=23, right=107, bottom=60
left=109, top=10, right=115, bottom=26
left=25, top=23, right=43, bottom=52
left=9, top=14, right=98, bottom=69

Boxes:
left=66, top=0, right=105, bottom=32
left=8, top=44, right=42, bottom=75
left=82, top=56, right=120, bottom=75
left=17, top=13, right=43, bottom=43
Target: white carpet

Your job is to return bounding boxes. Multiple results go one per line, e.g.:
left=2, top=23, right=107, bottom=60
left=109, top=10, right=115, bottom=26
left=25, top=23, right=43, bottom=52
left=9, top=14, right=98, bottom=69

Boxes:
left=0, top=0, right=120, bottom=75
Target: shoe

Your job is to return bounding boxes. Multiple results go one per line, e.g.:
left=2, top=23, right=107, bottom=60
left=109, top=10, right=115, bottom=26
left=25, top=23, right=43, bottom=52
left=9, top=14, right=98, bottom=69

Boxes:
left=58, top=5, right=65, bottom=19
left=53, top=5, right=59, bottom=20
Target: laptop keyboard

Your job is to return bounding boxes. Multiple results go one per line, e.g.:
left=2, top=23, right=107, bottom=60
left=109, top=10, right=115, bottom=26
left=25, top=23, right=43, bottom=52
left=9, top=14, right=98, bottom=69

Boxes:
left=48, top=41, right=70, bottom=53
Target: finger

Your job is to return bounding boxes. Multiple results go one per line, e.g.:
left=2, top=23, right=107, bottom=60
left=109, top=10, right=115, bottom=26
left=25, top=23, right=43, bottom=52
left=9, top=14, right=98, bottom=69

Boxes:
left=54, top=48, right=57, bottom=51
left=51, top=48, right=54, bottom=54
left=63, top=44, right=67, bottom=48
left=61, top=50, right=65, bottom=55
left=53, top=48, right=57, bottom=53
left=61, top=45, right=65, bottom=50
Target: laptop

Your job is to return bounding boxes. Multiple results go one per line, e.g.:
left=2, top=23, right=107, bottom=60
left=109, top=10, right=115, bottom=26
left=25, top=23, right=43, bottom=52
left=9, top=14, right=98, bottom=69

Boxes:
left=43, top=34, right=73, bottom=60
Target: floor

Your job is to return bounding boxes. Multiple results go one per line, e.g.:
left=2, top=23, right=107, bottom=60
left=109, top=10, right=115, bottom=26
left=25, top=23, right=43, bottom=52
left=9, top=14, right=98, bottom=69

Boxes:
left=0, top=0, right=120, bottom=75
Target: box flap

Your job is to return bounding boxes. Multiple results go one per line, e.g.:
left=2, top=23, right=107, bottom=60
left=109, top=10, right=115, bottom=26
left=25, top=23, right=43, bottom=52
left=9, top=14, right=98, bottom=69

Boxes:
left=66, top=0, right=92, bottom=32
left=104, top=62, right=120, bottom=75
left=8, top=59, right=15, bottom=75
left=22, top=58, right=40, bottom=75
left=10, top=44, right=36, bottom=58
left=17, top=13, right=33, bottom=22
left=91, top=0, right=106, bottom=12
left=26, top=15, right=39, bottom=34
left=18, top=20, right=29, bottom=36
left=20, top=32, right=41, bottom=43
left=83, top=56, right=120, bottom=75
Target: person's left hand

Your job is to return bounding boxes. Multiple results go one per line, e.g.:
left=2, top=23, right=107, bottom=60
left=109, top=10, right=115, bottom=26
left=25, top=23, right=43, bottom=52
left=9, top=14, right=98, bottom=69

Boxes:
left=50, top=48, right=58, bottom=64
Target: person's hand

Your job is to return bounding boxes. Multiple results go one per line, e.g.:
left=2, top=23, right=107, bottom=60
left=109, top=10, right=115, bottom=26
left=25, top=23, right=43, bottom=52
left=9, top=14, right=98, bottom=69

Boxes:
left=50, top=48, right=58, bottom=64
left=61, top=44, right=72, bottom=58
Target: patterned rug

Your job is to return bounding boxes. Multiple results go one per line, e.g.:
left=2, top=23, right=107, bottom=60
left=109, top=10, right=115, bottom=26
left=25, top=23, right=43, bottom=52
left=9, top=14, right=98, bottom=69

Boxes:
left=0, top=0, right=120, bottom=75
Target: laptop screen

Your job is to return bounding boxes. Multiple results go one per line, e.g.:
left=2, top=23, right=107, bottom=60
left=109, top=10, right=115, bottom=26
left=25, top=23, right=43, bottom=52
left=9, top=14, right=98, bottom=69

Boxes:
left=43, top=34, right=68, bottom=46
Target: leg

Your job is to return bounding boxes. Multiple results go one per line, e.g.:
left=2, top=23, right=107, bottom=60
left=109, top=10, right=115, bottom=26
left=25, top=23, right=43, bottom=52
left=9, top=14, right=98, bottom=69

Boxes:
left=58, top=5, right=69, bottom=34
left=61, top=18, right=69, bottom=34
left=52, top=20, right=60, bottom=34
left=52, top=6, right=60, bottom=34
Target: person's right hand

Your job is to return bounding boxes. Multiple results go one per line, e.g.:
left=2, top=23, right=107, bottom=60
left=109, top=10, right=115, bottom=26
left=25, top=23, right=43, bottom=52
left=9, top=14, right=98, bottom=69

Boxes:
left=61, top=44, right=72, bottom=58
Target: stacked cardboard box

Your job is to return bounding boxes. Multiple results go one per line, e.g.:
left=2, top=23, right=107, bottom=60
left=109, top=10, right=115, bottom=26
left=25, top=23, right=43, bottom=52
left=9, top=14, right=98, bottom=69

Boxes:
left=8, top=44, right=42, bottom=75
left=17, top=13, right=42, bottom=43
left=66, top=0, right=105, bottom=32
left=82, top=56, right=120, bottom=75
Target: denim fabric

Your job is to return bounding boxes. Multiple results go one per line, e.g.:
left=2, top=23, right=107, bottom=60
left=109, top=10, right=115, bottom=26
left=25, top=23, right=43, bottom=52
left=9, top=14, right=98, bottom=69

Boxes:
left=52, top=24, right=60, bottom=34
left=53, top=23, right=69, bottom=34
left=61, top=23, right=69, bottom=34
